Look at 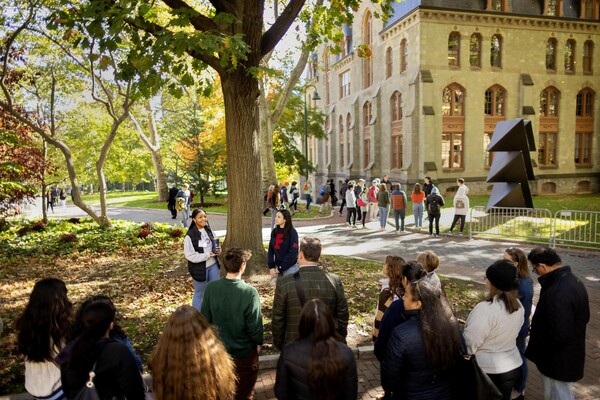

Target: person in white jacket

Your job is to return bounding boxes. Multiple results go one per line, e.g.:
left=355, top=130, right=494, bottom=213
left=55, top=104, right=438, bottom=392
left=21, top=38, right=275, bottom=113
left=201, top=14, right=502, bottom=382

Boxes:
left=447, top=178, right=470, bottom=235
left=463, top=260, right=524, bottom=400
left=345, top=182, right=358, bottom=227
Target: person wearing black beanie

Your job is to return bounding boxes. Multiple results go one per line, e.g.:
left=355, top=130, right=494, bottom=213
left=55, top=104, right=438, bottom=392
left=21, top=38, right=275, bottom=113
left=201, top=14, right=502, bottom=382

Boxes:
left=463, top=260, right=525, bottom=400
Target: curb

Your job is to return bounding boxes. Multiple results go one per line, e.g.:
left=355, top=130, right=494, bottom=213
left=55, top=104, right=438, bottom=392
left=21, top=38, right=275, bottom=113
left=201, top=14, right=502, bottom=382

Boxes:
left=1, top=346, right=377, bottom=399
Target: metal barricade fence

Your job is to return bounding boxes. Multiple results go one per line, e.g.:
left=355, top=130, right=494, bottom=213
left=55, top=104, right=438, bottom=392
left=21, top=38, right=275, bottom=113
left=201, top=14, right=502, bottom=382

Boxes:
left=552, top=210, right=600, bottom=248
left=469, top=206, right=554, bottom=244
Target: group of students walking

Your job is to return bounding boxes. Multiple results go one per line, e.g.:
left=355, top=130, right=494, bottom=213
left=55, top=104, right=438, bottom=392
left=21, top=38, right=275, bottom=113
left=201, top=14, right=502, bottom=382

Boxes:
left=16, top=200, right=589, bottom=400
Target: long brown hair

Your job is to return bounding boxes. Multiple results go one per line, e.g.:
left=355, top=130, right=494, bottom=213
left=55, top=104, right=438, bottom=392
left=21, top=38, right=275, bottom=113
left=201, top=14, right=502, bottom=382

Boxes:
left=413, top=183, right=422, bottom=194
left=385, top=255, right=405, bottom=297
left=486, top=285, right=522, bottom=314
left=149, top=305, right=236, bottom=400
left=505, top=247, right=529, bottom=278
left=299, top=299, right=348, bottom=400
left=406, top=280, right=460, bottom=370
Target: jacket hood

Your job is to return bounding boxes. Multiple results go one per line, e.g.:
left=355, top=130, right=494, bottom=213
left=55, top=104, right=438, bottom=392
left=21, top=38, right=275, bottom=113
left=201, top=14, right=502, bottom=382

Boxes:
left=457, top=185, right=469, bottom=196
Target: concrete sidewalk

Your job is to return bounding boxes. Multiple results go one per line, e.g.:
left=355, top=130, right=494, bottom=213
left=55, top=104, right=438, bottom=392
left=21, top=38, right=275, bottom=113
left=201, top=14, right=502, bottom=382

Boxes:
left=253, top=218, right=600, bottom=400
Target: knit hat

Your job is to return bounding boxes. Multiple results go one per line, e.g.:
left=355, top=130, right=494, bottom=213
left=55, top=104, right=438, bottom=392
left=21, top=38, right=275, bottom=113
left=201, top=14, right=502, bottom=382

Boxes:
left=486, top=260, right=518, bottom=291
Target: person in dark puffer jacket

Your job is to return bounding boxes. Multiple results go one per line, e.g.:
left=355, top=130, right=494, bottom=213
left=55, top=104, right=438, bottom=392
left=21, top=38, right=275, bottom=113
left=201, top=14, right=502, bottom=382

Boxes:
left=274, top=298, right=357, bottom=400
left=381, top=279, right=461, bottom=400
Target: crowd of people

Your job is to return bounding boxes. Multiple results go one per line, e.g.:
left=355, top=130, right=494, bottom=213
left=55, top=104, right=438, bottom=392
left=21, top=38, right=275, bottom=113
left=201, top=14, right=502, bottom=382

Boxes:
left=45, top=186, right=68, bottom=212
left=17, top=220, right=590, bottom=400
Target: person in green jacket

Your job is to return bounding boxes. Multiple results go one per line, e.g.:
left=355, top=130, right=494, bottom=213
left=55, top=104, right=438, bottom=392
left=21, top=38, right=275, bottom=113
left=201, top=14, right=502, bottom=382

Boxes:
left=201, top=248, right=264, bottom=400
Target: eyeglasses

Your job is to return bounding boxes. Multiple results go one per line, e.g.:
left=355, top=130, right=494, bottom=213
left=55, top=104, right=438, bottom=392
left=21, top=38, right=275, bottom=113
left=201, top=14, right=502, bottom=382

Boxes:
left=532, top=263, right=540, bottom=275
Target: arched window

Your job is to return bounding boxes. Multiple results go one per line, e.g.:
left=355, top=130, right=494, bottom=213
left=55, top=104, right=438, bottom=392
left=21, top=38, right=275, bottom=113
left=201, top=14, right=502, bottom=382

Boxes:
left=546, top=38, right=557, bottom=71
left=448, top=32, right=460, bottom=67
left=470, top=33, right=482, bottom=67
left=442, top=84, right=466, bottom=170
left=390, top=92, right=403, bottom=169
left=363, top=102, right=372, bottom=168
left=545, top=0, right=563, bottom=16
left=575, top=88, right=594, bottom=165
left=490, top=34, right=502, bottom=68
left=363, top=11, right=373, bottom=89
left=583, top=41, right=593, bottom=74
left=400, top=39, right=408, bottom=72
left=484, top=85, right=507, bottom=167
left=565, top=39, right=576, bottom=73
left=385, top=47, right=393, bottom=79
left=539, top=86, right=560, bottom=166
left=339, top=116, right=345, bottom=168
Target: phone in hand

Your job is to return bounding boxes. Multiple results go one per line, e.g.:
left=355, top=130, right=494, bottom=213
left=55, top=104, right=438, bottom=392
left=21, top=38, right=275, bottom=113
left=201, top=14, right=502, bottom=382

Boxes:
left=212, top=238, right=221, bottom=254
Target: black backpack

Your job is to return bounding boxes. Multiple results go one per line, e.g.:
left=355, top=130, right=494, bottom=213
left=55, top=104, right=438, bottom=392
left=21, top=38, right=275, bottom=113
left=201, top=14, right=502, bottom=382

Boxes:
left=428, top=196, right=441, bottom=214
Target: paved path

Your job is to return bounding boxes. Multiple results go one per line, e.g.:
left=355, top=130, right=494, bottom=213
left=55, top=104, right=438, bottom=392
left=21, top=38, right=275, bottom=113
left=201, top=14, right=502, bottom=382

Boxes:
left=9, top=205, right=598, bottom=400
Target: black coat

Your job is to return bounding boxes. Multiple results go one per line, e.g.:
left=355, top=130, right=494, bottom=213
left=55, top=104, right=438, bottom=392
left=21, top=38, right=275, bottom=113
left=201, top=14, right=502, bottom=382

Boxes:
left=381, top=311, right=455, bottom=400
left=274, top=336, right=357, bottom=400
left=525, top=266, right=589, bottom=382
left=167, top=186, right=179, bottom=206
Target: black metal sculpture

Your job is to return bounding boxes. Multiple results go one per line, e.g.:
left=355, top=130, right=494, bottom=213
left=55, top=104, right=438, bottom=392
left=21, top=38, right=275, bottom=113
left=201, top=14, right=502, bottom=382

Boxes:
left=486, top=119, right=536, bottom=209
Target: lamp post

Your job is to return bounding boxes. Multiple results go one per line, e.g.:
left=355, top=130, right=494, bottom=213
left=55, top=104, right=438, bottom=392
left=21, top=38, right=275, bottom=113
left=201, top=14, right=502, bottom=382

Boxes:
left=303, top=85, right=321, bottom=180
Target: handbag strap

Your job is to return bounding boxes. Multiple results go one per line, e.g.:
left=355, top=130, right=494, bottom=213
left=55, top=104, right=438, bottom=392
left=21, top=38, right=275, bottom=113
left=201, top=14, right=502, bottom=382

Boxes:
left=293, top=271, right=307, bottom=307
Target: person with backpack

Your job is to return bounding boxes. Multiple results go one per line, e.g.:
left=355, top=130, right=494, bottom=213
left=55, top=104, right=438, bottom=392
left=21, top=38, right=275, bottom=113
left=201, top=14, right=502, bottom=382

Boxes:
left=176, top=184, right=191, bottom=227
left=167, top=183, right=179, bottom=219
left=338, top=179, right=349, bottom=216
left=368, top=180, right=380, bottom=222
left=391, top=183, right=408, bottom=234
left=425, top=186, right=445, bottom=238
left=289, top=181, right=300, bottom=213
left=354, top=179, right=366, bottom=222
left=303, top=179, right=313, bottom=212
left=345, top=182, right=357, bottom=228
left=319, top=179, right=332, bottom=214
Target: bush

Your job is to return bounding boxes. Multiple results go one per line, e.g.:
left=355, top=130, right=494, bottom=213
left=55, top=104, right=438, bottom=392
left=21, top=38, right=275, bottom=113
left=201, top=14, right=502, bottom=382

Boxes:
left=141, top=222, right=154, bottom=230
left=58, top=233, right=78, bottom=243
left=68, top=217, right=81, bottom=224
left=169, top=229, right=184, bottom=238
left=17, top=226, right=32, bottom=236
left=31, top=221, right=47, bottom=231
left=138, top=229, right=153, bottom=239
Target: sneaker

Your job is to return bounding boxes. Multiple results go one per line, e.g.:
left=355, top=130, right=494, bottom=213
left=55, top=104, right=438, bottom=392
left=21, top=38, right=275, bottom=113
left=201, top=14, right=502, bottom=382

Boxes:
left=429, top=234, right=434, bottom=238
left=434, top=234, right=439, bottom=237
left=446, top=231, right=453, bottom=236
left=352, top=225, right=358, bottom=229
left=458, top=232, right=464, bottom=236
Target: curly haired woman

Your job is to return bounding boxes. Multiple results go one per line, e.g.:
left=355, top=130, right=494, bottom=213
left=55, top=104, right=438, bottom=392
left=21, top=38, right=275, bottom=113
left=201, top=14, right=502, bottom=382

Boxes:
left=372, top=256, right=405, bottom=341
left=17, top=278, right=73, bottom=400
left=150, top=305, right=236, bottom=400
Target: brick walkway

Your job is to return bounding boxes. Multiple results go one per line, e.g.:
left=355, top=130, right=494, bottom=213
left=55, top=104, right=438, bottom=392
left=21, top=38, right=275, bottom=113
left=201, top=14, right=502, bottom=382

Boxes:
left=252, top=217, right=600, bottom=400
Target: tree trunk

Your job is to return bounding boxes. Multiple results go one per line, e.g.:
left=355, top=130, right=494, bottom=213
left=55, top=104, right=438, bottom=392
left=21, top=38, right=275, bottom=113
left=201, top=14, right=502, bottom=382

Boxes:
left=146, top=104, right=168, bottom=201
left=258, top=91, right=277, bottom=193
left=221, top=72, right=267, bottom=273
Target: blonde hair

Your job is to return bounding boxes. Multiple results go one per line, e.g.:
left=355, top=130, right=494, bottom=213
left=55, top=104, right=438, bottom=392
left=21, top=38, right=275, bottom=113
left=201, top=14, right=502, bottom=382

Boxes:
left=417, top=251, right=440, bottom=273
left=149, top=305, right=236, bottom=400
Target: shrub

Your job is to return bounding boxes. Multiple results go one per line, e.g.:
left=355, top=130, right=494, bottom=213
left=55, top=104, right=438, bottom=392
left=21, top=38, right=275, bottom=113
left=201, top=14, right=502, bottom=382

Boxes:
left=141, top=222, right=154, bottom=230
left=58, top=233, right=78, bottom=243
left=17, top=226, right=32, bottom=236
left=68, top=217, right=81, bottom=224
left=31, top=221, right=47, bottom=231
left=169, top=229, right=184, bottom=238
left=138, top=229, right=153, bottom=239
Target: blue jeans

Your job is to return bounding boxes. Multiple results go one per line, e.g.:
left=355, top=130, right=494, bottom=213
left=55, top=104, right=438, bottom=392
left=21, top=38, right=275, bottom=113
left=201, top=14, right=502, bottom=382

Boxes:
left=192, top=263, right=220, bottom=311
left=413, top=203, right=423, bottom=227
left=305, top=194, right=312, bottom=211
left=181, top=206, right=190, bottom=227
left=542, top=375, right=574, bottom=400
left=379, top=206, right=390, bottom=229
left=393, top=209, right=406, bottom=231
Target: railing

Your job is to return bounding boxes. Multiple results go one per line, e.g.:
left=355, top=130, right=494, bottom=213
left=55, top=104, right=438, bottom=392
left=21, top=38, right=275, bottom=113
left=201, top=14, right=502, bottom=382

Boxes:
left=468, top=206, right=600, bottom=248
left=469, top=206, right=553, bottom=244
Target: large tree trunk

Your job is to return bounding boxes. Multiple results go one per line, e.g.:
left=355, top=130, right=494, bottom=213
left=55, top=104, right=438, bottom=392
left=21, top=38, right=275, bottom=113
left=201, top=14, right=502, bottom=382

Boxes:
left=258, top=90, right=277, bottom=192
left=221, top=72, right=266, bottom=273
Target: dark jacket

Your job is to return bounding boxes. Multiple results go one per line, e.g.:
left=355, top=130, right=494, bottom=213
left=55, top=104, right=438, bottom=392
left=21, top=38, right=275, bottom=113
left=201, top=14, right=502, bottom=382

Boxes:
left=60, top=339, right=145, bottom=400
left=374, top=299, right=408, bottom=361
left=274, top=336, right=357, bottom=400
left=272, top=266, right=349, bottom=349
left=381, top=311, right=455, bottom=400
left=425, top=193, right=445, bottom=217
left=517, top=276, right=534, bottom=348
left=186, top=223, right=219, bottom=282
left=423, top=182, right=433, bottom=196
left=525, top=266, right=589, bottom=382
left=268, top=227, right=299, bottom=273
left=167, top=186, right=179, bottom=206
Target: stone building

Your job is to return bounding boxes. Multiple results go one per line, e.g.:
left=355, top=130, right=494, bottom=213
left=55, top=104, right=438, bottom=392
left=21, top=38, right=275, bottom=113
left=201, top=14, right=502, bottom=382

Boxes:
left=307, top=0, right=600, bottom=196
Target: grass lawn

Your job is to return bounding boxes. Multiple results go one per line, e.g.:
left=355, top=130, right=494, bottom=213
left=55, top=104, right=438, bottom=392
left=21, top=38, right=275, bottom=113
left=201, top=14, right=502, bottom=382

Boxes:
left=0, top=220, right=484, bottom=395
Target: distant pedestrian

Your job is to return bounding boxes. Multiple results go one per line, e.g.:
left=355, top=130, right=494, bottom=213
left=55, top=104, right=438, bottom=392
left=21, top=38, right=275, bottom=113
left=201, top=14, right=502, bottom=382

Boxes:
left=59, top=189, right=67, bottom=208
left=176, top=183, right=191, bottom=227
left=526, top=247, right=590, bottom=400
left=339, top=179, right=349, bottom=216
left=425, top=186, right=444, bottom=237
left=46, top=189, right=54, bottom=213
left=303, top=179, right=313, bottom=212
left=201, top=248, right=263, bottom=400
left=391, top=183, right=407, bottom=233
left=411, top=183, right=425, bottom=229
left=281, top=182, right=289, bottom=207
left=423, top=176, right=433, bottom=221
left=377, top=183, right=391, bottom=231
left=289, top=181, right=299, bottom=212
left=269, top=184, right=281, bottom=230
left=319, top=179, right=332, bottom=214
left=345, top=183, right=357, bottom=227
left=358, top=187, right=369, bottom=229
left=381, top=174, right=392, bottom=192
left=368, top=180, right=380, bottom=222
left=447, top=178, right=469, bottom=235
left=354, top=179, right=366, bottom=222
left=167, top=183, right=179, bottom=219
left=51, top=186, right=59, bottom=206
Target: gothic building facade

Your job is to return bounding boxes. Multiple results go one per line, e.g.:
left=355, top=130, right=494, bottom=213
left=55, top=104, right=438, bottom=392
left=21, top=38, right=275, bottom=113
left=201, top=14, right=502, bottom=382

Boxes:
left=308, top=0, right=600, bottom=195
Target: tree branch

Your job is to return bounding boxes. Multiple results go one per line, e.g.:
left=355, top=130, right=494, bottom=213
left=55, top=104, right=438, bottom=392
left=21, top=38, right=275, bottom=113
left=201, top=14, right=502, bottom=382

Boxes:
left=261, top=0, right=307, bottom=56
left=161, top=0, right=219, bottom=32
